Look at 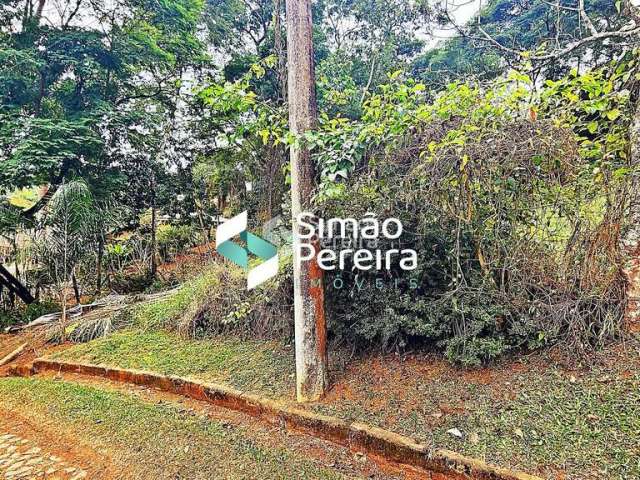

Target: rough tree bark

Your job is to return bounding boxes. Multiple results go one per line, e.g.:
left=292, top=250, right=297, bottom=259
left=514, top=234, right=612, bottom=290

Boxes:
left=71, top=272, right=80, bottom=304
left=286, top=0, right=329, bottom=402
left=630, top=96, right=640, bottom=234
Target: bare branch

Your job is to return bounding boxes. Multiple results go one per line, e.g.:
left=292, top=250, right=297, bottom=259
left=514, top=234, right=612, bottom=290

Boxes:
left=64, top=0, right=83, bottom=28
left=539, top=0, right=578, bottom=12
left=625, top=0, right=640, bottom=25
left=475, top=24, right=640, bottom=62
left=578, top=0, right=598, bottom=36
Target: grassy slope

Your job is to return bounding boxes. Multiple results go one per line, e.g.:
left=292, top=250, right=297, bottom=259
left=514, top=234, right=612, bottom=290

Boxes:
left=0, top=377, right=344, bottom=480
left=52, top=329, right=296, bottom=397
left=312, top=348, right=640, bottom=480
left=48, top=265, right=640, bottom=479
left=53, top=329, right=640, bottom=479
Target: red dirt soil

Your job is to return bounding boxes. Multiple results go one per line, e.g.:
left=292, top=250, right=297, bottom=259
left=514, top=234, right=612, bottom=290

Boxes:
left=4, top=368, right=466, bottom=480
left=0, top=408, right=119, bottom=479
left=322, top=338, right=640, bottom=431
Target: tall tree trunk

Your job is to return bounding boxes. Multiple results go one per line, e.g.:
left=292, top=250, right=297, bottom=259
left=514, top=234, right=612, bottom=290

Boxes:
left=35, top=72, right=45, bottom=116
left=35, top=0, right=46, bottom=21
left=286, top=0, right=328, bottom=402
left=22, top=0, right=29, bottom=26
left=71, top=272, right=80, bottom=304
left=629, top=91, right=640, bottom=234
left=623, top=82, right=640, bottom=324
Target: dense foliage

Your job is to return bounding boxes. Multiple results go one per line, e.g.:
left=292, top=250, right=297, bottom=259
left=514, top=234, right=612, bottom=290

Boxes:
left=315, top=59, right=637, bottom=363
left=0, top=0, right=638, bottom=365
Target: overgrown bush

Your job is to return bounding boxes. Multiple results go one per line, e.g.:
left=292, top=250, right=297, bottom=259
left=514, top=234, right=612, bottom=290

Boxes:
left=129, top=256, right=294, bottom=340
left=119, top=57, right=637, bottom=367
left=157, top=224, right=199, bottom=262
left=315, top=59, right=637, bottom=365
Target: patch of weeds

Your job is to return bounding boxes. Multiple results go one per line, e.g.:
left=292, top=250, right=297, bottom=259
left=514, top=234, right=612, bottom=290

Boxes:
left=311, top=349, right=640, bottom=480
left=131, top=268, right=223, bottom=331
left=129, top=258, right=292, bottom=339
left=431, top=371, right=640, bottom=479
left=0, top=300, right=59, bottom=330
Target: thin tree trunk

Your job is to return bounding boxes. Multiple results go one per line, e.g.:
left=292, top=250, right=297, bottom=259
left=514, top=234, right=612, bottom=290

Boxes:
left=35, top=0, right=46, bottom=20
left=274, top=0, right=287, bottom=102
left=629, top=92, right=640, bottom=235
left=286, top=0, right=329, bottom=402
left=196, top=206, right=213, bottom=257
left=60, top=289, right=67, bottom=342
left=12, top=236, right=20, bottom=281
left=360, top=53, right=378, bottom=104
left=150, top=179, right=157, bottom=279
left=96, top=236, right=104, bottom=294
left=71, top=272, right=80, bottom=304
left=35, top=72, right=45, bottom=116
left=22, top=0, right=29, bottom=26
left=623, top=83, right=640, bottom=323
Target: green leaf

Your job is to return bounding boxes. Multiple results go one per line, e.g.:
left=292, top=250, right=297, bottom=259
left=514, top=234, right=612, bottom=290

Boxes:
left=259, top=129, right=270, bottom=145
left=460, top=154, right=469, bottom=171
left=606, top=109, right=621, bottom=121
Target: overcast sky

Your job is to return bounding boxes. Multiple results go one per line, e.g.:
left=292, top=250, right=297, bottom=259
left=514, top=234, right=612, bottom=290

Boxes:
left=426, top=0, right=483, bottom=48
left=36, top=0, right=483, bottom=50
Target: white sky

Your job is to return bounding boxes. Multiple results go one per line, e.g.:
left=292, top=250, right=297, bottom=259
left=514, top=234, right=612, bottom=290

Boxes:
left=426, top=0, right=484, bottom=48
left=34, top=0, right=482, bottom=51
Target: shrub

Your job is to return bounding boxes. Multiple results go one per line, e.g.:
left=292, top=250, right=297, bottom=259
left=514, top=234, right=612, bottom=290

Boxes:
left=130, top=256, right=294, bottom=340
left=0, top=300, right=59, bottom=330
left=156, top=224, right=199, bottom=261
left=316, top=60, right=636, bottom=364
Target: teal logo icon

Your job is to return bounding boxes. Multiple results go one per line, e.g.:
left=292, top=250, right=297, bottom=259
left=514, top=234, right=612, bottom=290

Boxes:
left=216, top=211, right=278, bottom=289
